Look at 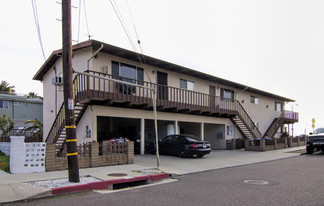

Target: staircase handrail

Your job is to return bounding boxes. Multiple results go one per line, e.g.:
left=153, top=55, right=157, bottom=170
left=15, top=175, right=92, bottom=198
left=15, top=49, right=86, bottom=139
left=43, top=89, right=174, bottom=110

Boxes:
left=45, top=103, right=65, bottom=143
left=45, top=74, right=81, bottom=143
left=235, top=100, right=262, bottom=139
left=263, top=112, right=284, bottom=138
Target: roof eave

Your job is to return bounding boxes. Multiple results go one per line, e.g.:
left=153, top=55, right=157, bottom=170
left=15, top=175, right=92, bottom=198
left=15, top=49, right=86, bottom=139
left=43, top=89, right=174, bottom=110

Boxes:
left=33, top=40, right=93, bottom=81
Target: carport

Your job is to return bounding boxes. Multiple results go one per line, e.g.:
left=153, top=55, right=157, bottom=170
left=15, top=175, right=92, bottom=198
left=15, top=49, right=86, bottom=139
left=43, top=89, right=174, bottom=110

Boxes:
left=204, top=123, right=226, bottom=149
left=144, top=120, right=177, bottom=154
left=97, top=116, right=141, bottom=153
left=178, top=122, right=201, bottom=137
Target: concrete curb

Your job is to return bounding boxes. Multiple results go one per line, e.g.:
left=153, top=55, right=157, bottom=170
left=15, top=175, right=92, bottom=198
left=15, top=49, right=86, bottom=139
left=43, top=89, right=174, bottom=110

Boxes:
left=51, top=173, right=170, bottom=195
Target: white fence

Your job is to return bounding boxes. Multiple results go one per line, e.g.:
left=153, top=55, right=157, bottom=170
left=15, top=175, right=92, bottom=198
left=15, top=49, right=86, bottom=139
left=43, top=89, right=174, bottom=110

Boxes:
left=0, top=142, right=11, bottom=156
left=9, top=136, right=46, bottom=174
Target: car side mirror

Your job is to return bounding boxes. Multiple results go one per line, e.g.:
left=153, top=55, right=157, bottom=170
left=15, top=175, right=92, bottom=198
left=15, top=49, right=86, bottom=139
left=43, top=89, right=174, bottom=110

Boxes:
left=309, top=133, right=313, bottom=135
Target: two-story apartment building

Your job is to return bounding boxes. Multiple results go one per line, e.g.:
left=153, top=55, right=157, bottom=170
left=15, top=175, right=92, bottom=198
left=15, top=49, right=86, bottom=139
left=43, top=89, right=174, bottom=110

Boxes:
left=0, top=93, right=43, bottom=130
left=33, top=40, right=298, bottom=154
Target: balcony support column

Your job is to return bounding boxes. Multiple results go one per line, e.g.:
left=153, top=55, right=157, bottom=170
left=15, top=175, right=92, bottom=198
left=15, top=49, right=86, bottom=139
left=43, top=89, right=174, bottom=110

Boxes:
left=201, top=122, right=204, bottom=141
left=140, top=118, right=145, bottom=155
left=175, top=120, right=179, bottom=134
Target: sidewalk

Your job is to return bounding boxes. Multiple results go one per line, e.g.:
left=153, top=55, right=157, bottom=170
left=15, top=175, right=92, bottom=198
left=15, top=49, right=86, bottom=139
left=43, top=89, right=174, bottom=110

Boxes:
left=0, top=146, right=305, bottom=203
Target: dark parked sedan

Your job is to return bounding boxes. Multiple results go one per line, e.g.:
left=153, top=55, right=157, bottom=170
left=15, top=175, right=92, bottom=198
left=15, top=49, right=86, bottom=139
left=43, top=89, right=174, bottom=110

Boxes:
left=158, top=134, right=211, bottom=158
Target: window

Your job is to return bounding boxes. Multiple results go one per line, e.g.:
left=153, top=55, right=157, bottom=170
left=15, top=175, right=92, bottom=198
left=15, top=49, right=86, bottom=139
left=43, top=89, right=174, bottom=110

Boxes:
left=180, top=79, right=194, bottom=91
left=227, top=126, right=233, bottom=136
left=0, top=101, right=9, bottom=108
left=275, top=102, right=282, bottom=112
left=14, top=102, right=23, bottom=106
left=221, top=88, right=234, bottom=100
left=112, top=61, right=144, bottom=94
left=251, top=96, right=259, bottom=104
left=112, top=61, right=144, bottom=84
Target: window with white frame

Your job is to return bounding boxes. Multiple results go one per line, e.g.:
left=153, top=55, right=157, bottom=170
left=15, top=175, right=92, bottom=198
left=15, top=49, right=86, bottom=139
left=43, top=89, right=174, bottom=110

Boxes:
left=275, top=102, right=282, bottom=112
left=0, top=101, right=9, bottom=108
left=180, top=79, right=194, bottom=91
left=251, top=96, right=259, bottom=104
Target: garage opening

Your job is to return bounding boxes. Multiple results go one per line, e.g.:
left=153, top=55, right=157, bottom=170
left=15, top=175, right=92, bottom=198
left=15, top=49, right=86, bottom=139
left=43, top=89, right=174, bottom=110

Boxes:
left=178, top=122, right=201, bottom=138
left=97, top=116, right=141, bottom=154
left=204, top=123, right=226, bottom=149
left=144, top=120, right=175, bottom=154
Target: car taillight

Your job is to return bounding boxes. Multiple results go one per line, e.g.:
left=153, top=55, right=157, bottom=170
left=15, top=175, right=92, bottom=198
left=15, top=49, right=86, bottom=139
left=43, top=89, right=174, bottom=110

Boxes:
left=192, top=144, right=198, bottom=148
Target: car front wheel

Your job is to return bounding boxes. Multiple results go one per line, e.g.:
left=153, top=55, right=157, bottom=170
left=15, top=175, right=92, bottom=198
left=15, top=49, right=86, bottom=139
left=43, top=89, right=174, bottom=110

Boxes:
left=306, top=146, right=314, bottom=154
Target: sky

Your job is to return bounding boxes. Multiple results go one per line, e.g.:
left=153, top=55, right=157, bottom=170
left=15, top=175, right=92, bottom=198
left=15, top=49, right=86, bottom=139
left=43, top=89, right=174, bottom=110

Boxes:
left=1, top=0, right=323, bottom=135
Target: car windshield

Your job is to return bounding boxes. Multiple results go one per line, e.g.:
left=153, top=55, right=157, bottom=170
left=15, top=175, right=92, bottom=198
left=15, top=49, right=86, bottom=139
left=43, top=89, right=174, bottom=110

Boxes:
left=314, top=128, right=324, bottom=134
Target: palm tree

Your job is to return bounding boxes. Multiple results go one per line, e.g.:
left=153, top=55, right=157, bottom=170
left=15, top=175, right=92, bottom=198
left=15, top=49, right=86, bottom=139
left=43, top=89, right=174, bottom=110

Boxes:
left=24, top=119, right=43, bottom=141
left=0, top=80, right=15, bottom=94
left=27, top=92, right=42, bottom=99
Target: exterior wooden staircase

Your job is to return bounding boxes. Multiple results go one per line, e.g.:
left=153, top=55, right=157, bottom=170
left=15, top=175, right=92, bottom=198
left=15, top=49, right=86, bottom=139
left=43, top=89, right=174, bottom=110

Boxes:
left=263, top=111, right=298, bottom=138
left=230, top=102, right=262, bottom=140
left=45, top=101, right=87, bottom=155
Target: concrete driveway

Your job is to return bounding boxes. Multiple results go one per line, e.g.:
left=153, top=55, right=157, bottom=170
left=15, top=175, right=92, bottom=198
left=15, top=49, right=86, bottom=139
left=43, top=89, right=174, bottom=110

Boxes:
left=134, top=146, right=305, bottom=175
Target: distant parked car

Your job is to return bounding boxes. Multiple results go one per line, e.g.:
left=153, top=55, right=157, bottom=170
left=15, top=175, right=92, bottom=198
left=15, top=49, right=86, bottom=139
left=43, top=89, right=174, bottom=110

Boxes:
left=107, top=137, right=129, bottom=143
left=155, top=134, right=211, bottom=158
left=307, top=128, right=324, bottom=154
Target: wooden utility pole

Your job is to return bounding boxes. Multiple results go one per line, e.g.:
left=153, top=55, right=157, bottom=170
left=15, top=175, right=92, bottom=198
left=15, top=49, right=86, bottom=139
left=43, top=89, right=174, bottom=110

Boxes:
left=62, top=0, right=80, bottom=183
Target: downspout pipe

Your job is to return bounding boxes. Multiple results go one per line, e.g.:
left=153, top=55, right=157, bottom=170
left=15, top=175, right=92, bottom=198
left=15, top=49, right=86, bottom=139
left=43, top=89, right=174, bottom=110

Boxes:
left=87, top=44, right=104, bottom=71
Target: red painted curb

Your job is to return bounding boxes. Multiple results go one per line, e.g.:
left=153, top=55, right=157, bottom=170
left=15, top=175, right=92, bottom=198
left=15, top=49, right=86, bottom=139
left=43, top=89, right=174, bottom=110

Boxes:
left=51, top=173, right=169, bottom=195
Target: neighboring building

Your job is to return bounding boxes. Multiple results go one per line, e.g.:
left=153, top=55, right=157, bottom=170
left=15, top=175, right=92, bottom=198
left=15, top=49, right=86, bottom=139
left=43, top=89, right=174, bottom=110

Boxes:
left=0, top=93, right=43, bottom=130
left=33, top=40, right=298, bottom=154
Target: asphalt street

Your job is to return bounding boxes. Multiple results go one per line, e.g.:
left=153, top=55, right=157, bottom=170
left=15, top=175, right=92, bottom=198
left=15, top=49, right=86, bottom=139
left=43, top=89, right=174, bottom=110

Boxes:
left=5, top=152, right=324, bottom=206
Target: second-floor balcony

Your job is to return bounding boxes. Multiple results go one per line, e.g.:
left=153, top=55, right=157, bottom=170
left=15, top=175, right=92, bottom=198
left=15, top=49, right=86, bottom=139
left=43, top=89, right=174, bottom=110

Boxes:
left=46, top=70, right=299, bottom=145
left=72, top=71, right=298, bottom=137
left=74, top=71, right=241, bottom=117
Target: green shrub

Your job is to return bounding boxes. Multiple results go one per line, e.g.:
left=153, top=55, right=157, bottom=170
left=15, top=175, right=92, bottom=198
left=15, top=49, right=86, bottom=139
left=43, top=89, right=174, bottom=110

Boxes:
left=0, top=151, right=9, bottom=173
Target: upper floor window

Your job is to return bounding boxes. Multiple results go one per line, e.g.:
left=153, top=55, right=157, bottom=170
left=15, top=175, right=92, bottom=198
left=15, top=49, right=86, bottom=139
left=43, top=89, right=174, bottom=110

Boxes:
left=0, top=101, right=9, bottom=108
left=111, top=61, right=144, bottom=85
left=275, top=102, right=282, bottom=112
left=221, top=88, right=234, bottom=100
left=180, top=79, right=194, bottom=91
left=251, top=96, right=259, bottom=104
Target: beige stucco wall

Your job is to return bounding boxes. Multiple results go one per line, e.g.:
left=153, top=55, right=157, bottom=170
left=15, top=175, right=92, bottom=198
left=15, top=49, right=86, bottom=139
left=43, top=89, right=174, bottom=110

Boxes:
left=42, top=46, right=287, bottom=142
left=236, top=92, right=283, bottom=135
left=42, top=47, right=93, bottom=140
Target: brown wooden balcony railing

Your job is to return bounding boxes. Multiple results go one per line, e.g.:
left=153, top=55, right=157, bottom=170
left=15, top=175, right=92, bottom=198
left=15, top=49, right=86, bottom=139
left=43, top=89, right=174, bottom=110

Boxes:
left=283, top=110, right=299, bottom=122
left=74, top=71, right=262, bottom=138
left=75, top=70, right=239, bottom=114
left=46, top=70, right=268, bottom=145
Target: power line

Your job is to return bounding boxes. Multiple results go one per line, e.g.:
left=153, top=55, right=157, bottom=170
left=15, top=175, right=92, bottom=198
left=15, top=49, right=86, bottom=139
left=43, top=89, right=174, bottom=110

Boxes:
left=31, top=0, right=46, bottom=60
left=109, top=0, right=143, bottom=64
left=77, top=0, right=82, bottom=42
left=125, top=0, right=146, bottom=65
left=83, top=0, right=91, bottom=40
